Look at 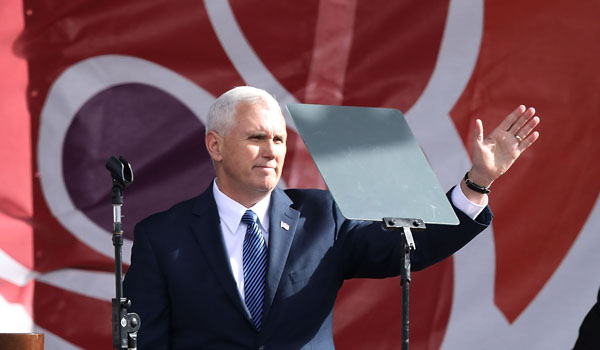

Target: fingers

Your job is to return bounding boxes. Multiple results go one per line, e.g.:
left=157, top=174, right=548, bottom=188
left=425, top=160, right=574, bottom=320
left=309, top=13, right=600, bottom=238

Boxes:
left=518, top=130, right=540, bottom=152
left=515, top=108, right=541, bottom=151
left=506, top=106, right=536, bottom=133
left=498, top=105, right=526, bottom=131
left=515, top=115, right=541, bottom=141
left=474, top=118, right=484, bottom=144
left=480, top=104, right=540, bottom=149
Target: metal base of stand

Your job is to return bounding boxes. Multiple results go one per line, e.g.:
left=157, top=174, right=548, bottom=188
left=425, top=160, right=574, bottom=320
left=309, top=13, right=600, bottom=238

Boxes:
left=112, top=297, right=140, bottom=349
left=383, top=218, right=425, bottom=350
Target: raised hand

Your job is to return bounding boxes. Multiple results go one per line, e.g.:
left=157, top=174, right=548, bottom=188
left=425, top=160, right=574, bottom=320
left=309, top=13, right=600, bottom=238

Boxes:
left=463, top=105, right=541, bottom=201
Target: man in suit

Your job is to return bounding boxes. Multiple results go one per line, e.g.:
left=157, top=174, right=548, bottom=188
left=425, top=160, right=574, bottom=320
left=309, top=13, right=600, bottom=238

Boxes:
left=123, top=86, right=540, bottom=349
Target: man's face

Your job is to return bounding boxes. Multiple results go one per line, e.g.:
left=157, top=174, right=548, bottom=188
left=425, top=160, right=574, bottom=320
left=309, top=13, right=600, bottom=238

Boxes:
left=212, top=102, right=287, bottom=203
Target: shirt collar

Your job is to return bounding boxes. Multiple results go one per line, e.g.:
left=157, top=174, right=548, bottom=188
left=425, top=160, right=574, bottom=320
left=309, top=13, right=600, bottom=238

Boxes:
left=212, top=179, right=271, bottom=235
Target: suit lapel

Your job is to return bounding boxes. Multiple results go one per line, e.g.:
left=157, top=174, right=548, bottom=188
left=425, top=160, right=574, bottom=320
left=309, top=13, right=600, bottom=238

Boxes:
left=262, top=187, right=299, bottom=323
left=190, top=187, right=253, bottom=323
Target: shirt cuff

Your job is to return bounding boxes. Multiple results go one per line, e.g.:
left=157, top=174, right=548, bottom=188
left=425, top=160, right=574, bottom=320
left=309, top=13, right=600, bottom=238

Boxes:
left=450, top=183, right=488, bottom=220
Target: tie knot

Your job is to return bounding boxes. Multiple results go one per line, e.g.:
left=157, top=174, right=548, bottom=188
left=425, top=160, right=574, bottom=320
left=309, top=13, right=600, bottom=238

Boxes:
left=241, top=210, right=258, bottom=225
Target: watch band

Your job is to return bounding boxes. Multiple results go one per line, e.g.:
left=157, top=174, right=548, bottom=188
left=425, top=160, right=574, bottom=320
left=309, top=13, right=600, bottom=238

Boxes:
left=464, top=172, right=491, bottom=194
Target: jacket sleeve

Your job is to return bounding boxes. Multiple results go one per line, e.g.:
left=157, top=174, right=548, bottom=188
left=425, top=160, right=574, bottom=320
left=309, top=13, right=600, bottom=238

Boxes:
left=338, top=191, right=493, bottom=279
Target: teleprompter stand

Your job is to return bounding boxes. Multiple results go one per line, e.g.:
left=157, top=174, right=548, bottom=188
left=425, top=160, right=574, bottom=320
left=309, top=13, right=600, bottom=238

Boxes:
left=287, top=104, right=459, bottom=350
left=106, top=156, right=141, bottom=350
left=382, top=218, right=424, bottom=350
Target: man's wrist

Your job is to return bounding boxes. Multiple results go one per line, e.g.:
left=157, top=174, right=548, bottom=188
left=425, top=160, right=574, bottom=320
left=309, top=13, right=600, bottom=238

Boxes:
left=464, top=172, right=491, bottom=194
left=459, top=177, right=488, bottom=205
left=465, top=168, right=495, bottom=188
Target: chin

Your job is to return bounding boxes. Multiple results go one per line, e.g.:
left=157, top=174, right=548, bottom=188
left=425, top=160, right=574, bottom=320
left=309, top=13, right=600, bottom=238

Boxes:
left=255, top=180, right=278, bottom=193
left=248, top=172, right=279, bottom=191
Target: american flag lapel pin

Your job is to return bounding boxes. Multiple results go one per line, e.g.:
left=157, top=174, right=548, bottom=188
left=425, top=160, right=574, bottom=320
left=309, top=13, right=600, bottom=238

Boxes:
left=280, top=221, right=290, bottom=231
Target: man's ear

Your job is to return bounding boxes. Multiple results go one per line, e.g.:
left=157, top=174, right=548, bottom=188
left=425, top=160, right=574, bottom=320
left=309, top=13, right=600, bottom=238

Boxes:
left=205, top=130, right=223, bottom=162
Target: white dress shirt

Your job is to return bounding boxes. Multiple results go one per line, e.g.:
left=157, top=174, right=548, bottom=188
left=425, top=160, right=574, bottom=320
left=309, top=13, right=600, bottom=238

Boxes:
left=213, top=181, right=271, bottom=299
left=450, top=184, right=487, bottom=219
left=212, top=180, right=486, bottom=298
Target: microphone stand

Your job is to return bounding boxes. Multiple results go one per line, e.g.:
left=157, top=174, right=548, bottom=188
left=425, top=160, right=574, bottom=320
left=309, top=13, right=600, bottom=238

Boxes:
left=106, top=156, right=141, bottom=349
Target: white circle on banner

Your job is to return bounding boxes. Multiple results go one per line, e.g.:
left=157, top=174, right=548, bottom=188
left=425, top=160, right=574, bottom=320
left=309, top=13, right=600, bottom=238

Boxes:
left=37, top=55, right=215, bottom=264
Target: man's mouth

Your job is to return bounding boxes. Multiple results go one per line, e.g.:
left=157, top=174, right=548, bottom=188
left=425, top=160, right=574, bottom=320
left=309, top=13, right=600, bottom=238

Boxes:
left=254, top=165, right=276, bottom=171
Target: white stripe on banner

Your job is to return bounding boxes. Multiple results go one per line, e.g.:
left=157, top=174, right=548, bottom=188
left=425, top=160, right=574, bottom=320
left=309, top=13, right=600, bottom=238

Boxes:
left=37, top=269, right=114, bottom=302
left=0, top=248, right=36, bottom=286
left=0, top=247, right=113, bottom=302
left=445, top=196, right=600, bottom=349
left=204, top=0, right=299, bottom=129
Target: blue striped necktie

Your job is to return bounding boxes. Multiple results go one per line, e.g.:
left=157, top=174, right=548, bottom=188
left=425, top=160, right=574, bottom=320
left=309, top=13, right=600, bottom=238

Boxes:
left=241, top=210, right=267, bottom=331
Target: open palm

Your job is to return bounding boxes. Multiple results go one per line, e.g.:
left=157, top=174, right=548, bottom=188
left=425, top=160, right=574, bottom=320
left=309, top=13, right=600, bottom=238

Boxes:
left=469, top=105, right=540, bottom=187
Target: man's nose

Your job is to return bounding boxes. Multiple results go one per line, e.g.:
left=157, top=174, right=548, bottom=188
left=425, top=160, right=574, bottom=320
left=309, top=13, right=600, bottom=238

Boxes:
left=262, top=140, right=276, bottom=158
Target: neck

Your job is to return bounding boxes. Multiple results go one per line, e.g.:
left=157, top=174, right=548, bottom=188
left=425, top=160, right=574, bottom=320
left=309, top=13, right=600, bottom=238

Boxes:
left=214, top=178, right=271, bottom=208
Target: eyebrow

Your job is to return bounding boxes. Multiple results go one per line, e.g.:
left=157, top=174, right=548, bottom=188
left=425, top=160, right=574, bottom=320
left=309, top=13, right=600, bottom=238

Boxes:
left=247, top=132, right=287, bottom=141
left=247, top=132, right=269, bottom=139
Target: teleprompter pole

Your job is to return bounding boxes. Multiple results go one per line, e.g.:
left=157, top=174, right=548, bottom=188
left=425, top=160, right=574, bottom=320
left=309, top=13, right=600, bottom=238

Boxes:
left=383, top=217, right=425, bottom=350
left=106, top=156, right=141, bottom=349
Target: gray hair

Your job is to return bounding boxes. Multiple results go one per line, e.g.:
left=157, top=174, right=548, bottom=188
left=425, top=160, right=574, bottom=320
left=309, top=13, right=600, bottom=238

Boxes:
left=205, top=86, right=282, bottom=135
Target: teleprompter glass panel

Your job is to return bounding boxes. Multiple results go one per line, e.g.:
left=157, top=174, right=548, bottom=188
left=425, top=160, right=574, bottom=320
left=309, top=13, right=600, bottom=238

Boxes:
left=286, top=103, right=459, bottom=225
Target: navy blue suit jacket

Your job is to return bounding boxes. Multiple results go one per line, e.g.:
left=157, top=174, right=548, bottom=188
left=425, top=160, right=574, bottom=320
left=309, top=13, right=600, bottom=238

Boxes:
left=123, top=185, right=492, bottom=349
